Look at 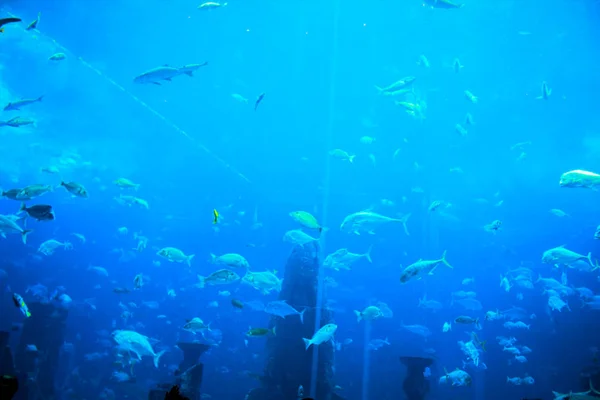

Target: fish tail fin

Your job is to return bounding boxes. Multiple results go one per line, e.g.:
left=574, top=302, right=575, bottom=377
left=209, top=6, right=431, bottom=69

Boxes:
left=590, top=379, right=600, bottom=395
left=399, top=213, right=411, bottom=236
left=271, top=326, right=276, bottom=336
left=19, top=202, right=26, bottom=212
left=480, top=340, right=487, bottom=352
left=365, top=245, right=373, bottom=263
left=536, top=273, right=542, bottom=283
left=153, top=350, right=165, bottom=368
left=354, top=310, right=362, bottom=323
left=374, top=85, right=384, bottom=94
left=475, top=318, right=481, bottom=330
left=299, top=308, right=306, bottom=324
left=441, top=250, right=453, bottom=269
left=22, top=229, right=32, bottom=244
left=209, top=253, right=217, bottom=263
left=349, top=155, right=356, bottom=163
left=196, top=275, right=205, bottom=289
left=587, top=252, right=594, bottom=267
left=187, top=254, right=195, bottom=267
left=302, top=338, right=311, bottom=350
left=592, top=259, right=600, bottom=272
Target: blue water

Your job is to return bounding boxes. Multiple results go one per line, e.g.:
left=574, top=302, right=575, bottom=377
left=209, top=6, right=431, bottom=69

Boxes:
left=1, top=0, right=600, bottom=399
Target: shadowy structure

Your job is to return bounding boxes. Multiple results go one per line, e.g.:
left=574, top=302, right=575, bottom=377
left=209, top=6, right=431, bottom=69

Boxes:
left=148, top=342, right=210, bottom=400
left=14, top=302, right=68, bottom=400
left=247, top=241, right=341, bottom=400
left=399, top=356, right=434, bottom=400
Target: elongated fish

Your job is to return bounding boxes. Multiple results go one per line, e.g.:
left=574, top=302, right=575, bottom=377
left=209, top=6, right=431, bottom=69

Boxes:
left=4, top=95, right=44, bottom=111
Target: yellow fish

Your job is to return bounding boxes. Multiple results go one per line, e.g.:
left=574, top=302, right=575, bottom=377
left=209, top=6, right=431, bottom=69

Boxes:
left=213, top=209, right=219, bottom=224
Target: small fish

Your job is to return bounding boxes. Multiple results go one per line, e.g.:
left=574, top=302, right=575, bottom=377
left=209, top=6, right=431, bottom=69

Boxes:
left=246, top=327, right=275, bottom=337
left=60, top=181, right=88, bottom=197
left=231, top=299, right=244, bottom=309
left=198, top=2, right=228, bottom=10
left=254, top=92, right=265, bottom=111
left=464, top=90, right=478, bottom=104
left=12, top=293, right=31, bottom=317
left=178, top=62, right=208, bottom=77
left=536, top=81, right=551, bottom=100
left=453, top=58, right=464, bottom=73
left=26, top=12, right=41, bottom=30
left=49, top=53, right=66, bottom=61
left=20, top=203, right=55, bottom=221
left=213, top=209, right=219, bottom=224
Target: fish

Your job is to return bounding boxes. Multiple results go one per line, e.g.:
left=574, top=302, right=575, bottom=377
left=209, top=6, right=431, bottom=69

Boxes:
left=242, top=270, right=281, bottom=294
left=0, top=215, right=31, bottom=244
left=254, top=92, right=265, bottom=111
left=559, top=170, right=600, bottom=189
left=423, top=0, right=465, bottom=9
left=283, top=229, right=318, bottom=246
left=3, top=95, right=44, bottom=111
left=60, top=181, right=88, bottom=197
left=264, top=300, right=305, bottom=323
left=454, top=316, right=481, bottom=329
left=536, top=81, right=552, bottom=100
left=197, top=269, right=240, bottom=288
left=340, top=211, right=410, bottom=236
left=246, top=327, right=275, bottom=337
left=113, top=178, right=140, bottom=190
left=210, top=253, right=249, bottom=269
left=0, top=17, right=21, bottom=33
left=112, top=330, right=165, bottom=368
left=0, top=117, right=35, bottom=127
left=26, top=12, right=41, bottom=30
left=157, top=247, right=195, bottom=266
left=354, top=306, right=383, bottom=322
left=12, top=293, right=31, bottom=317
left=399, top=250, right=453, bottom=283
left=400, top=322, right=432, bottom=337
left=213, top=209, right=219, bottom=224
left=198, top=2, right=228, bottom=10
left=20, top=203, right=55, bottom=222
left=375, top=76, right=416, bottom=94
left=289, top=211, right=323, bottom=232
left=16, top=184, right=53, bottom=200
left=178, top=62, right=208, bottom=76
left=183, top=317, right=211, bottom=334
left=542, top=245, right=593, bottom=268
left=49, top=53, right=66, bottom=61
left=302, top=324, right=337, bottom=350
left=133, top=66, right=182, bottom=85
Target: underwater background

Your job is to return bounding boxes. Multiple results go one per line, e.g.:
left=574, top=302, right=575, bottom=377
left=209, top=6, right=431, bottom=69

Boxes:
left=1, top=0, right=600, bottom=399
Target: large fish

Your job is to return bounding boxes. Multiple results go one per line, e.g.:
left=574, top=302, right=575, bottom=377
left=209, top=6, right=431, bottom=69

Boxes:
left=542, top=245, right=593, bottom=268
left=0, top=215, right=31, bottom=243
left=112, top=330, right=165, bottom=368
left=133, top=66, right=183, bottom=85
left=340, top=211, right=410, bottom=235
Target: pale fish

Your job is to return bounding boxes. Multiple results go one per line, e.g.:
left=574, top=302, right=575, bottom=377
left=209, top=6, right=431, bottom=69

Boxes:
left=302, top=323, right=337, bottom=350
left=340, top=210, right=410, bottom=236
